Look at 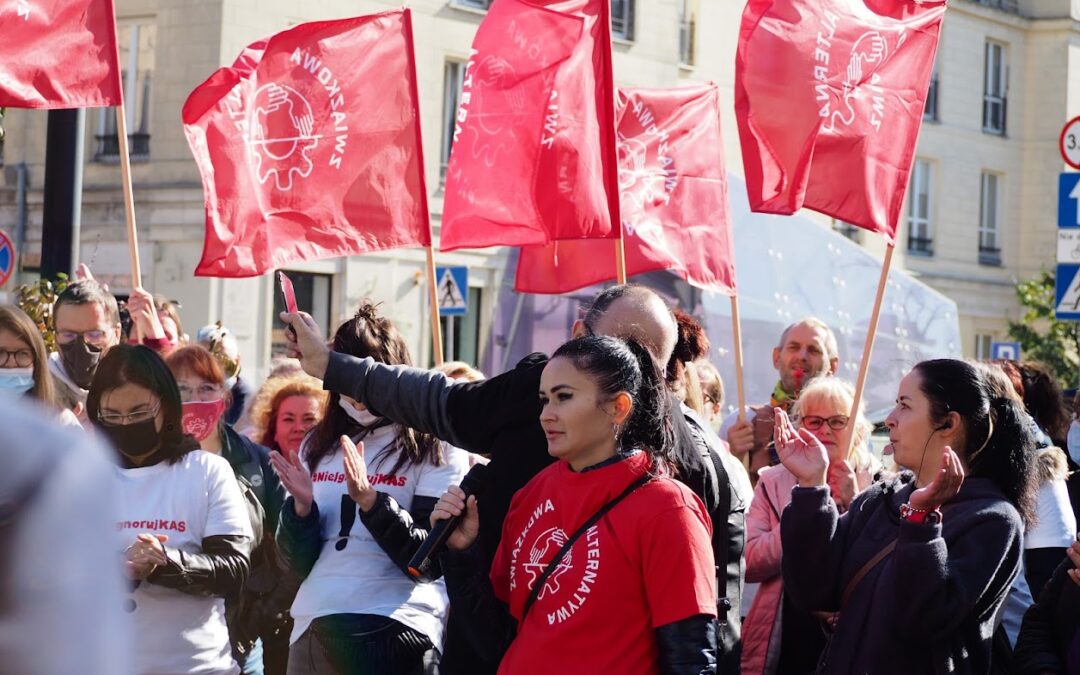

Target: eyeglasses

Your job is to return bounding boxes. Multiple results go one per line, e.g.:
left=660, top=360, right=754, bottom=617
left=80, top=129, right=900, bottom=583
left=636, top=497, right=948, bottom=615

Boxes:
left=797, top=415, right=850, bottom=431
left=0, top=349, right=33, bottom=368
left=56, top=329, right=109, bottom=346
left=178, top=382, right=223, bottom=403
left=97, top=404, right=160, bottom=427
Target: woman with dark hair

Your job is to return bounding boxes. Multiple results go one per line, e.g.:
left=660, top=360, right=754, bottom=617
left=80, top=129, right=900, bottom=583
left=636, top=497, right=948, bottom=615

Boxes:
left=89, top=344, right=252, bottom=674
left=165, top=345, right=291, bottom=675
left=272, top=302, right=470, bottom=674
left=0, top=305, right=79, bottom=424
left=1017, top=362, right=1071, bottom=448
left=432, top=335, right=718, bottom=674
left=777, top=358, right=1037, bottom=673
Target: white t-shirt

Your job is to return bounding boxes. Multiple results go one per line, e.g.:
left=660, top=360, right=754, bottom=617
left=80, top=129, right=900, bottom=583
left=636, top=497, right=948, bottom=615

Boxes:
left=114, top=450, right=253, bottom=675
left=289, top=425, right=471, bottom=651
left=1026, top=479, right=1078, bottom=550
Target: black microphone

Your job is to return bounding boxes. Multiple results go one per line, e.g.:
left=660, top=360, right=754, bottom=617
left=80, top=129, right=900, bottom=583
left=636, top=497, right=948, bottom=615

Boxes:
left=408, top=463, right=489, bottom=579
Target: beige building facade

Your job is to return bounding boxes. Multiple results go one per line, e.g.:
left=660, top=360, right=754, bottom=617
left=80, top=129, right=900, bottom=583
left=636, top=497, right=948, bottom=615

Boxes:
left=0, top=0, right=1075, bottom=377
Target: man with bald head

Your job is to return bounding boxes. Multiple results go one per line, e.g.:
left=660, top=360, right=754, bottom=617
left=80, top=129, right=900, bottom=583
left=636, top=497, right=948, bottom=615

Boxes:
left=720, top=317, right=839, bottom=482
left=281, top=284, right=725, bottom=673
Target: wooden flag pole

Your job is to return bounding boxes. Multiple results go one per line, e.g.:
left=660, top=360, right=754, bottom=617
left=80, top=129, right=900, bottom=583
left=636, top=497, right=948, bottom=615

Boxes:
left=615, top=233, right=628, bottom=284
left=730, top=294, right=748, bottom=424
left=114, top=102, right=142, bottom=288
left=845, top=242, right=895, bottom=459
left=425, top=246, right=445, bottom=366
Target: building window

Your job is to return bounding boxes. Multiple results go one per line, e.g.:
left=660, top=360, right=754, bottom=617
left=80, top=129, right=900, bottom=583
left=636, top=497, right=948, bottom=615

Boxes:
left=96, top=22, right=155, bottom=161
left=924, top=61, right=939, bottom=121
left=677, top=0, right=696, bottom=66
left=441, top=60, right=466, bottom=181
left=974, top=333, right=993, bottom=360
left=832, top=219, right=862, bottom=243
left=450, top=0, right=492, bottom=10
left=907, top=160, right=933, bottom=256
left=612, top=0, right=634, bottom=41
left=982, top=41, right=1007, bottom=136
left=271, top=271, right=333, bottom=354
left=979, top=172, right=1002, bottom=266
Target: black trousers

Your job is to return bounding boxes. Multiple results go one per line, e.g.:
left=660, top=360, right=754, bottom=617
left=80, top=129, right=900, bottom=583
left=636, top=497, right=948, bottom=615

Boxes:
left=288, top=614, right=439, bottom=675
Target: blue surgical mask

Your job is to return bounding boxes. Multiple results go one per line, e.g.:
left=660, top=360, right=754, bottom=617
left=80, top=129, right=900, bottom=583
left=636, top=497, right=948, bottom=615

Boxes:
left=0, top=367, right=35, bottom=395
left=1067, top=420, right=1080, bottom=466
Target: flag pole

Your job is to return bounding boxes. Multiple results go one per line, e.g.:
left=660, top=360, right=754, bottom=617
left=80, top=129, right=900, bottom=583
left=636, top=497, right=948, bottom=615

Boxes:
left=730, top=294, right=747, bottom=424
left=425, top=246, right=445, bottom=366
left=844, top=241, right=895, bottom=459
left=615, top=233, right=627, bottom=283
left=115, top=99, right=142, bottom=288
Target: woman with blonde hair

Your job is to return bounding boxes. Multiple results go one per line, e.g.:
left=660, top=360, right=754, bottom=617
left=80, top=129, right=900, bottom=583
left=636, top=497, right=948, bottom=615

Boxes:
left=742, top=377, right=876, bottom=675
left=248, top=374, right=326, bottom=455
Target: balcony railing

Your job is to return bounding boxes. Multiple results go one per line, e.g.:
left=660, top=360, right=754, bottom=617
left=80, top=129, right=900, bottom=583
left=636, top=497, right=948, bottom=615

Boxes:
left=907, top=236, right=934, bottom=256
left=978, top=245, right=1002, bottom=266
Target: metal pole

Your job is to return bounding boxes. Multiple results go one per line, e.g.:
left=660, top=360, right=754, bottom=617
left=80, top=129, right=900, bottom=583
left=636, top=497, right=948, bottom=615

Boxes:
left=41, top=109, right=85, bottom=280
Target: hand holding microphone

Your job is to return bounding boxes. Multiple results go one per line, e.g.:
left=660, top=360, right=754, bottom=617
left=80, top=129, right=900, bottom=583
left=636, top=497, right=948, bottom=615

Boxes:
left=408, top=464, right=488, bottom=579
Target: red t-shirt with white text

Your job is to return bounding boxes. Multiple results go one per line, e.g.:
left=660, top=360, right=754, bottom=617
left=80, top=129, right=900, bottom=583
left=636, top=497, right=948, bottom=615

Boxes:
left=491, top=452, right=717, bottom=675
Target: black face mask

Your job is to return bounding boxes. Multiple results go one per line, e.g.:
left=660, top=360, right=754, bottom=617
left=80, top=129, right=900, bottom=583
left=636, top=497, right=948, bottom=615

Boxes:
left=58, top=336, right=104, bottom=390
left=99, top=418, right=160, bottom=459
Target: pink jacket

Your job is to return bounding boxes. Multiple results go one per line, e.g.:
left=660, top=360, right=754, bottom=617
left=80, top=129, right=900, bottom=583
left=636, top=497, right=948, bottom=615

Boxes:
left=740, top=464, right=798, bottom=675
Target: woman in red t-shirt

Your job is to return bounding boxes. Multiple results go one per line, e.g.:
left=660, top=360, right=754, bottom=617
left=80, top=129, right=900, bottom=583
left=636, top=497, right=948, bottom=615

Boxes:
left=432, top=335, right=718, bottom=675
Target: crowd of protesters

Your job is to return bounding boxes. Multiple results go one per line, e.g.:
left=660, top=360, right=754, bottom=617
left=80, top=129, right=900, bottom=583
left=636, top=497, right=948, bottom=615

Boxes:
left=4, top=275, right=1080, bottom=675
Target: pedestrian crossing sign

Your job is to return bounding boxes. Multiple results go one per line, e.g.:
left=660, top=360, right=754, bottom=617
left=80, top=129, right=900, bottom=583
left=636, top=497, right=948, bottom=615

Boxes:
left=1056, top=263, right=1080, bottom=321
left=436, top=266, right=468, bottom=316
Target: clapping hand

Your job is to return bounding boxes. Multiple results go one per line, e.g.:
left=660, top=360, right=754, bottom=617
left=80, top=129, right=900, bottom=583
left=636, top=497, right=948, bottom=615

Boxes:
left=774, top=408, right=829, bottom=488
left=909, top=446, right=964, bottom=511
left=341, top=435, right=376, bottom=512
left=125, top=533, right=168, bottom=580
left=270, top=448, right=314, bottom=518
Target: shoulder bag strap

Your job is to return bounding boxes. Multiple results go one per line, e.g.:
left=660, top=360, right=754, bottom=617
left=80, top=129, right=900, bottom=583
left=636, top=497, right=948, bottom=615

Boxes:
left=840, top=539, right=897, bottom=607
left=521, top=473, right=652, bottom=622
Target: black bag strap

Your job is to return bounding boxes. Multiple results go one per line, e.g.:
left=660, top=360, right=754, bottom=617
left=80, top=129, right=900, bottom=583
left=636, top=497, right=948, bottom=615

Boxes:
left=521, top=473, right=652, bottom=622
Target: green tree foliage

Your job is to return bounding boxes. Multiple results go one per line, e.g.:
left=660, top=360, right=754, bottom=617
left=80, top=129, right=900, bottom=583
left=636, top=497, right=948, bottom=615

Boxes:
left=1007, top=269, right=1080, bottom=385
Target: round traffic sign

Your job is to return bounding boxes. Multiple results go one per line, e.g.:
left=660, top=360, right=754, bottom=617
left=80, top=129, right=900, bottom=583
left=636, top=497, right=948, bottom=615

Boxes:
left=0, top=230, right=13, bottom=289
left=1061, top=116, right=1080, bottom=170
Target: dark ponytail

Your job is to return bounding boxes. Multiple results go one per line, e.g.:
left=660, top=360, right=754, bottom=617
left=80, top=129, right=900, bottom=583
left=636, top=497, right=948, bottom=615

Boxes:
left=551, top=335, right=675, bottom=470
left=913, top=359, right=1038, bottom=523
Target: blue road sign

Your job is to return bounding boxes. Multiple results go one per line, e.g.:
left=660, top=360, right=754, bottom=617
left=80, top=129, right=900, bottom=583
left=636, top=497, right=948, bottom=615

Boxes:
left=1056, top=263, right=1080, bottom=321
left=435, top=266, right=468, bottom=317
left=990, top=341, right=1021, bottom=361
left=1059, top=173, right=1080, bottom=228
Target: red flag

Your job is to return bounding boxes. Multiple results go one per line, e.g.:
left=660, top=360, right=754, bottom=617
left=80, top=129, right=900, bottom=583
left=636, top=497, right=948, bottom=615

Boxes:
left=440, top=0, right=620, bottom=252
left=182, top=10, right=430, bottom=278
left=515, top=84, right=736, bottom=295
left=0, top=0, right=122, bottom=108
left=735, top=0, right=945, bottom=241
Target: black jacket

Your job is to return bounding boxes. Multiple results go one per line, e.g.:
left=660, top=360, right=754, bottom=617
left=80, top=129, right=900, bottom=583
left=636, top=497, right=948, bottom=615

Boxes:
left=1014, top=554, right=1080, bottom=674
left=322, top=351, right=732, bottom=673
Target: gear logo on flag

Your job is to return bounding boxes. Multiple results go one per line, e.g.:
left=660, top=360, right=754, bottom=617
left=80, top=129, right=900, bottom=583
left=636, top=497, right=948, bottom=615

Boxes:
left=247, top=83, right=319, bottom=191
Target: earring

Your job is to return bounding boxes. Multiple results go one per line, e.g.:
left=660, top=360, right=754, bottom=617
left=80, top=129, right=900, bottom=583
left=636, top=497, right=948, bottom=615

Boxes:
left=612, top=423, right=622, bottom=442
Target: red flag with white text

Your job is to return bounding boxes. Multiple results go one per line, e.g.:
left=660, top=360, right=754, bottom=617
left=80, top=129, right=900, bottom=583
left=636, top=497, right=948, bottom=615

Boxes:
left=734, top=0, right=945, bottom=241
left=182, top=10, right=430, bottom=277
left=0, top=0, right=122, bottom=108
left=440, top=0, right=620, bottom=251
left=515, top=84, right=736, bottom=295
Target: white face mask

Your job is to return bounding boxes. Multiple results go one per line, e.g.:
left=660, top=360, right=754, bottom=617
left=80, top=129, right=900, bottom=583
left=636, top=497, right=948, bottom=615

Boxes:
left=1067, top=420, right=1080, bottom=466
left=339, top=398, right=381, bottom=427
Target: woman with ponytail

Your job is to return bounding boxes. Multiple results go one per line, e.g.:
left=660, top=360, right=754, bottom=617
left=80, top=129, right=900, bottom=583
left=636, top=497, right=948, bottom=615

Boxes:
left=432, top=335, right=718, bottom=674
left=272, top=302, right=470, bottom=674
left=776, top=358, right=1037, bottom=674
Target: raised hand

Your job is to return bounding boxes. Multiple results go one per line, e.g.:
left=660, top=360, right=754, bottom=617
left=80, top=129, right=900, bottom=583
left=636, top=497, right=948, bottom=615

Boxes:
left=909, top=446, right=964, bottom=511
left=341, top=435, right=376, bottom=512
left=270, top=448, right=314, bottom=518
left=127, top=287, right=166, bottom=341
left=828, top=459, right=859, bottom=512
left=279, top=310, right=330, bottom=380
left=430, top=486, right=479, bottom=552
left=773, top=408, right=828, bottom=488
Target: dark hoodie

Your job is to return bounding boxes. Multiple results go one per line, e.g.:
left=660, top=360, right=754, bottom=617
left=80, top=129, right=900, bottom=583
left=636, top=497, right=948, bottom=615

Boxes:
left=781, top=474, right=1023, bottom=674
